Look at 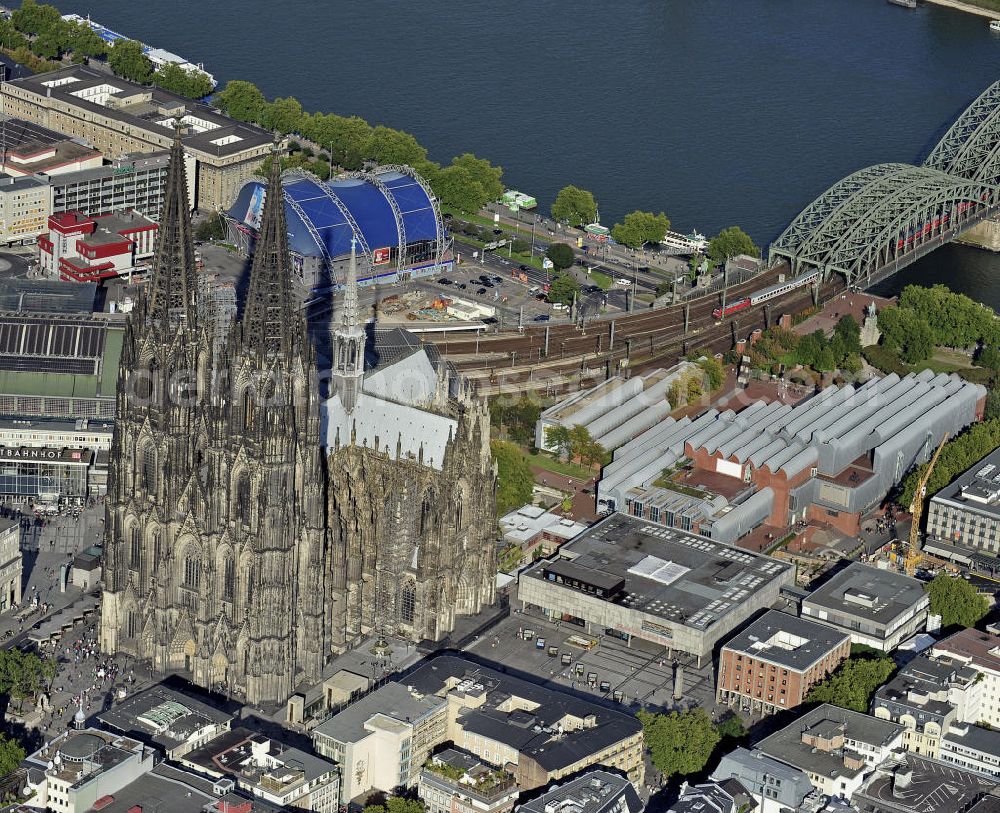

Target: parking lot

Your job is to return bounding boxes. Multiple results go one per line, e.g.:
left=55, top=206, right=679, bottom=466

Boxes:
left=464, top=611, right=721, bottom=715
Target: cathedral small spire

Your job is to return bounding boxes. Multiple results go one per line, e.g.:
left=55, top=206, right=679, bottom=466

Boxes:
left=332, top=239, right=366, bottom=412
left=145, top=123, right=198, bottom=336
left=242, top=140, right=294, bottom=357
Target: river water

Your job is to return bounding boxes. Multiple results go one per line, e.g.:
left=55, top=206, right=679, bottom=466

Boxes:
left=48, top=0, right=1000, bottom=306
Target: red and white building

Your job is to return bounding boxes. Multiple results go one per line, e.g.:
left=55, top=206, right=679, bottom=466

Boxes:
left=38, top=211, right=157, bottom=283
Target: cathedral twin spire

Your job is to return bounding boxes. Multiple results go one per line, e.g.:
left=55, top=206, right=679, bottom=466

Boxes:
left=145, top=126, right=198, bottom=337
left=241, top=143, right=297, bottom=358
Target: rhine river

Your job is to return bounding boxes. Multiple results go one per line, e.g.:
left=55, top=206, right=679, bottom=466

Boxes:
left=49, top=0, right=1000, bottom=306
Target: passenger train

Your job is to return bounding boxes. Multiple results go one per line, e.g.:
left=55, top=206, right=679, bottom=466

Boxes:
left=712, top=270, right=821, bottom=320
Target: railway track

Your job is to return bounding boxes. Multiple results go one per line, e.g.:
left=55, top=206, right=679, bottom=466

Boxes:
left=433, top=270, right=847, bottom=395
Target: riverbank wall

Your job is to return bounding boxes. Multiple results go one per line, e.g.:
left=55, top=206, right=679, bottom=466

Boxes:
left=923, top=0, right=999, bottom=19
left=956, top=217, right=1000, bottom=251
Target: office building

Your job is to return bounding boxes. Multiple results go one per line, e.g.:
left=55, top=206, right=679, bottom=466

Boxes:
left=405, top=656, right=644, bottom=791
left=754, top=704, right=905, bottom=800
left=800, top=562, right=929, bottom=652
left=0, top=174, right=50, bottom=245
left=2, top=65, right=273, bottom=209
left=669, top=779, right=758, bottom=813
left=517, top=514, right=794, bottom=665
left=926, top=447, right=1000, bottom=571
left=0, top=116, right=103, bottom=177
left=717, top=610, right=851, bottom=716
left=312, top=681, right=448, bottom=805
left=940, top=723, right=1000, bottom=778
left=38, top=210, right=157, bottom=282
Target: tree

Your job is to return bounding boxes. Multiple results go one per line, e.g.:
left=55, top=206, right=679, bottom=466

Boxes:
left=364, top=126, right=427, bottom=166
left=0, top=733, right=24, bottom=778
left=835, top=314, right=862, bottom=356
left=698, top=356, right=725, bottom=391
left=546, top=243, right=575, bottom=271
left=450, top=153, right=504, bottom=203
left=551, top=185, right=597, bottom=227
left=491, top=440, right=534, bottom=515
left=807, top=655, right=894, bottom=711
left=265, top=96, right=305, bottom=135
left=978, top=345, right=1000, bottom=372
left=878, top=307, right=933, bottom=364
left=431, top=165, right=487, bottom=214
left=108, top=39, right=154, bottom=84
left=708, top=226, right=759, bottom=266
left=196, top=212, right=226, bottom=242
left=637, top=707, right=721, bottom=779
left=0, top=648, right=55, bottom=709
left=545, top=425, right=573, bottom=459
left=547, top=273, right=580, bottom=307
left=215, top=80, right=269, bottom=123
left=11, top=0, right=61, bottom=37
left=986, top=388, right=1000, bottom=420
left=491, top=396, right=541, bottom=447
left=926, top=574, right=989, bottom=629
left=611, top=211, right=671, bottom=249
left=153, top=62, right=214, bottom=99
left=364, top=798, right=425, bottom=813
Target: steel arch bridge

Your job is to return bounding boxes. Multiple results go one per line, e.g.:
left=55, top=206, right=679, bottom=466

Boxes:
left=768, top=80, right=1000, bottom=285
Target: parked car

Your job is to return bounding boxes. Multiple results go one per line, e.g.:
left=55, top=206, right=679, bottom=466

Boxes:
left=477, top=287, right=487, bottom=294
left=534, top=314, right=551, bottom=322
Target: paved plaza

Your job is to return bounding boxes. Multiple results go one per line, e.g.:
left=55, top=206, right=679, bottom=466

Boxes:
left=463, top=611, right=721, bottom=716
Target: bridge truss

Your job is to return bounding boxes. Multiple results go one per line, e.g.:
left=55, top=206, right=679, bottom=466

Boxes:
left=768, top=80, right=1000, bottom=285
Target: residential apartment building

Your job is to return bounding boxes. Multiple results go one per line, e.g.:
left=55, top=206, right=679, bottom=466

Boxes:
left=514, top=770, right=643, bottom=813
left=800, top=562, right=929, bottom=652
left=22, top=729, right=154, bottom=813
left=932, top=628, right=1000, bottom=729
left=710, top=748, right=820, bottom=813
left=717, top=610, right=851, bottom=716
left=754, top=704, right=905, bottom=800
left=312, top=682, right=448, bottom=805
left=0, top=174, right=50, bottom=244
left=2, top=66, right=273, bottom=210
left=418, top=748, right=519, bottom=813
left=0, top=517, right=20, bottom=612
left=669, top=779, right=758, bottom=813
left=871, top=655, right=974, bottom=758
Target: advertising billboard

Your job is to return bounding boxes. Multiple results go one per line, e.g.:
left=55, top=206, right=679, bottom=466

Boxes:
left=245, top=185, right=266, bottom=230
left=372, top=247, right=391, bottom=265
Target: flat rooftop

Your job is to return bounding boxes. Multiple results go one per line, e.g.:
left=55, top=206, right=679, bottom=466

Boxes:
left=856, top=752, right=998, bottom=813
left=522, top=514, right=792, bottom=631
left=312, top=681, right=445, bottom=743
left=933, top=628, right=1000, bottom=674
left=405, top=655, right=642, bottom=773
left=6, top=66, right=272, bottom=159
left=96, top=683, right=234, bottom=752
left=721, top=609, right=849, bottom=671
left=802, top=562, right=927, bottom=625
left=931, top=446, right=1000, bottom=519
left=517, top=770, right=641, bottom=813
left=184, top=727, right=335, bottom=787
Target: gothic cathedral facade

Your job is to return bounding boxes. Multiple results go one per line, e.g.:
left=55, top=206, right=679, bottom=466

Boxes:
left=100, top=135, right=497, bottom=704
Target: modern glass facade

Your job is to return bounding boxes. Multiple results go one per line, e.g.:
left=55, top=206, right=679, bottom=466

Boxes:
left=0, top=447, right=92, bottom=499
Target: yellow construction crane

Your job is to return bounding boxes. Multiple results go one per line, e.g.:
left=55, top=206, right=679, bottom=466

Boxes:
left=906, top=433, right=948, bottom=576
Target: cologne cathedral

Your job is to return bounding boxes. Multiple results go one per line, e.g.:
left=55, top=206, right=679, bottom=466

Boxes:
left=100, top=133, right=497, bottom=704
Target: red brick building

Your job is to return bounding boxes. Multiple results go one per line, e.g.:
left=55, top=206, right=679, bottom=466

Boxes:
left=717, top=610, right=851, bottom=716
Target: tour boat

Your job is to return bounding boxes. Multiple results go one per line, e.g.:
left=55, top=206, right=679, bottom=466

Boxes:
left=991, top=19, right=1000, bottom=32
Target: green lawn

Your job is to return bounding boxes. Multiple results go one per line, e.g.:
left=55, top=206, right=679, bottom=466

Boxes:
left=527, top=451, right=595, bottom=480
left=905, top=348, right=975, bottom=375
left=587, top=269, right=612, bottom=290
